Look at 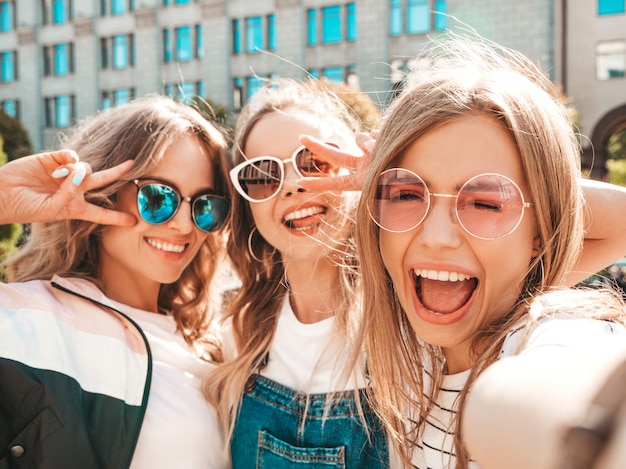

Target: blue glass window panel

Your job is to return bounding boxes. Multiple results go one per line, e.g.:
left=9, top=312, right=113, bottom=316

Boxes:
left=390, top=0, right=402, bottom=35
left=196, top=24, right=204, bottom=58
left=197, top=80, right=205, bottom=98
left=52, top=0, right=66, bottom=24
left=308, top=69, right=319, bottom=78
left=324, top=66, right=344, bottom=82
left=178, top=82, right=195, bottom=103
left=164, top=29, right=172, bottom=62
left=434, top=0, right=447, bottom=30
left=321, top=6, right=341, bottom=44
left=112, top=35, right=128, bottom=68
left=346, top=3, right=356, bottom=41
left=407, top=0, right=429, bottom=34
left=267, top=14, right=276, bottom=51
left=175, top=0, right=190, bottom=4
left=307, top=9, right=317, bottom=46
left=111, top=0, right=125, bottom=15
left=232, top=19, right=242, bottom=54
left=176, top=26, right=192, bottom=61
left=3, top=100, right=16, bottom=117
left=54, top=44, right=69, bottom=75
left=599, top=0, right=625, bottom=14
left=114, top=88, right=130, bottom=106
left=247, top=75, right=263, bottom=99
left=56, top=95, right=71, bottom=128
left=246, top=16, right=263, bottom=53
left=1, top=51, right=14, bottom=82
left=0, top=2, right=12, bottom=32
left=101, top=93, right=111, bottom=110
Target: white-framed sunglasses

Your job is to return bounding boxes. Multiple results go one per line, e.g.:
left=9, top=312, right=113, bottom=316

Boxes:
left=229, top=144, right=341, bottom=203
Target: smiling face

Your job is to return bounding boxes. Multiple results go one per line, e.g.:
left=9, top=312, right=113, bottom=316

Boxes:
left=98, top=133, right=215, bottom=305
left=379, top=114, right=539, bottom=372
left=243, top=111, right=353, bottom=265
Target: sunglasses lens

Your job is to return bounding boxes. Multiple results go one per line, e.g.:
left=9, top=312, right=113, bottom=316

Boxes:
left=456, top=174, right=525, bottom=239
left=137, top=183, right=179, bottom=224
left=371, top=168, right=429, bottom=232
left=294, top=147, right=340, bottom=177
left=193, top=195, right=231, bottom=232
left=236, top=159, right=282, bottom=201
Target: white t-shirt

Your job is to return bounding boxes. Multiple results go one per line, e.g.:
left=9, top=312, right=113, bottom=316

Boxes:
left=410, top=317, right=625, bottom=469
left=122, top=306, right=226, bottom=469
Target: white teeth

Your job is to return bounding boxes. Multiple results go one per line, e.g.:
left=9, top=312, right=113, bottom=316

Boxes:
left=283, top=206, right=324, bottom=222
left=146, top=238, right=185, bottom=253
left=415, top=269, right=473, bottom=282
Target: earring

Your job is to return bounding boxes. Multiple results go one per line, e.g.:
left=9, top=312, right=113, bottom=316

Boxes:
left=247, top=227, right=276, bottom=263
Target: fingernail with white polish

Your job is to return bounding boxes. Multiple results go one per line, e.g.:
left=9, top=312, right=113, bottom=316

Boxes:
left=52, top=167, right=70, bottom=178
left=72, top=166, right=86, bottom=186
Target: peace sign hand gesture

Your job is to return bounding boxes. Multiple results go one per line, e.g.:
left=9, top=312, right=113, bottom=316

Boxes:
left=0, top=150, right=136, bottom=226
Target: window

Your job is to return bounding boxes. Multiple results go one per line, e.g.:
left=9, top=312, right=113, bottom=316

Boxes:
left=390, top=0, right=446, bottom=36
left=247, top=75, right=264, bottom=99
left=390, top=0, right=402, bottom=36
left=346, top=3, right=356, bottom=42
left=233, top=77, right=243, bottom=109
left=111, top=0, right=126, bottom=15
left=307, top=9, right=317, bottom=46
left=53, top=43, right=73, bottom=76
left=599, top=0, right=625, bottom=15
left=321, top=6, right=341, bottom=44
left=232, top=19, right=242, bottom=54
left=597, top=40, right=626, bottom=79
left=52, top=0, right=70, bottom=24
left=175, top=26, right=192, bottom=61
left=163, top=26, right=202, bottom=62
left=0, top=1, right=14, bottom=32
left=267, top=14, right=276, bottom=51
left=45, top=94, right=75, bottom=128
left=100, top=35, right=134, bottom=69
left=162, top=81, right=202, bottom=102
left=114, top=88, right=133, bottom=106
left=163, top=0, right=190, bottom=5
left=112, top=34, right=133, bottom=68
left=0, top=50, right=16, bottom=82
left=407, top=0, right=429, bottom=34
left=45, top=43, right=74, bottom=76
left=195, top=24, right=204, bottom=58
left=245, top=16, right=263, bottom=53
left=2, top=99, right=18, bottom=118
left=323, top=66, right=344, bottom=82
left=308, top=4, right=358, bottom=46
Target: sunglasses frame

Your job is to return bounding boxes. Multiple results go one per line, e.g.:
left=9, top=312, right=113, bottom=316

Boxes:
left=229, top=144, right=339, bottom=203
left=132, top=178, right=230, bottom=233
left=370, top=168, right=533, bottom=240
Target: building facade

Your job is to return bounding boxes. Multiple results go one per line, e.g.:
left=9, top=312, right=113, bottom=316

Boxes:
left=0, top=0, right=583, bottom=164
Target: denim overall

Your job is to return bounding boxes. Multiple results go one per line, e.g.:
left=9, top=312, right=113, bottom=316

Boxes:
left=230, top=374, right=389, bottom=468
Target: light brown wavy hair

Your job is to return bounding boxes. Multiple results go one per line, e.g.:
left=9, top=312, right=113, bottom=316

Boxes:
left=203, top=78, right=366, bottom=447
left=356, top=35, right=626, bottom=467
left=6, top=94, right=232, bottom=361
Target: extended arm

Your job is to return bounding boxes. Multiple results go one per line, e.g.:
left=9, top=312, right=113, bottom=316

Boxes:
left=568, top=178, right=626, bottom=286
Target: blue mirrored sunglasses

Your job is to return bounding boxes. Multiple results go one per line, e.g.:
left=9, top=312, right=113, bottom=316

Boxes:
left=132, top=179, right=230, bottom=233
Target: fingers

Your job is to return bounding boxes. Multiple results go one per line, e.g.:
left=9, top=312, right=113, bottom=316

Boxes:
left=299, top=135, right=363, bottom=169
left=80, top=205, right=137, bottom=227
left=83, top=160, right=134, bottom=191
left=298, top=175, right=361, bottom=192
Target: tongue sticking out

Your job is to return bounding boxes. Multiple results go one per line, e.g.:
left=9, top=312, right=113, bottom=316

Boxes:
left=417, top=277, right=477, bottom=314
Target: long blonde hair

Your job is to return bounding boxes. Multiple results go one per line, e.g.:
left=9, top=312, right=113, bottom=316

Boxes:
left=356, top=36, right=620, bottom=467
left=203, top=78, right=366, bottom=445
left=6, top=95, right=232, bottom=361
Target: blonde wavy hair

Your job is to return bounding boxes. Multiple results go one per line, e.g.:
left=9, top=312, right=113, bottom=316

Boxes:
left=6, top=95, right=232, bottom=361
left=356, top=35, right=625, bottom=467
left=203, top=78, right=366, bottom=447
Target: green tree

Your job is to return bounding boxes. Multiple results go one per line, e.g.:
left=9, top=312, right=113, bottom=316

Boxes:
left=0, top=109, right=33, bottom=161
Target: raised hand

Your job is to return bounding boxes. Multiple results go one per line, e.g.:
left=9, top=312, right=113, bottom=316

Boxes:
left=297, top=132, right=376, bottom=192
left=0, top=150, right=137, bottom=226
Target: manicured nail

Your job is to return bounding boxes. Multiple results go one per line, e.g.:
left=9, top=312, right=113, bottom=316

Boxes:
left=52, top=167, right=70, bottom=178
left=72, top=166, right=86, bottom=186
